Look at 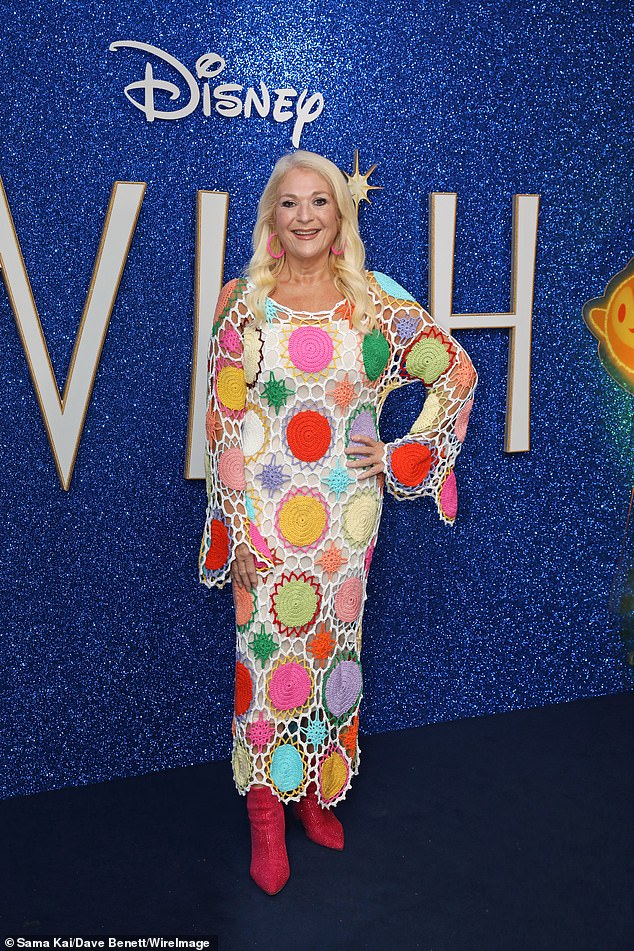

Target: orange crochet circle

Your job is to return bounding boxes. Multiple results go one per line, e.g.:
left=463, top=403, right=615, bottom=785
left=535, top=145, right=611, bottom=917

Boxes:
left=286, top=410, right=331, bottom=462
left=234, top=585, right=254, bottom=627
left=390, top=443, right=433, bottom=487
left=205, top=518, right=230, bottom=570
left=234, top=661, right=253, bottom=716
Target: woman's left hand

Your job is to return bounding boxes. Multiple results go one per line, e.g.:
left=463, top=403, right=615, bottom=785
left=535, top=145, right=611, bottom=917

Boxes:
left=345, top=435, right=385, bottom=480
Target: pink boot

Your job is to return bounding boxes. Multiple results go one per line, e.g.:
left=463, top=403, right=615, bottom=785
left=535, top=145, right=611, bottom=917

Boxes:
left=246, top=786, right=290, bottom=894
left=293, top=784, right=344, bottom=850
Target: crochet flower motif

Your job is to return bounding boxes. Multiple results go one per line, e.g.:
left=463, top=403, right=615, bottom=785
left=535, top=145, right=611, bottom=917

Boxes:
left=449, top=353, right=477, bottom=397
left=323, top=651, right=363, bottom=725
left=362, top=328, right=391, bottom=381
left=438, top=468, right=458, bottom=523
left=321, top=463, right=354, bottom=500
left=410, top=392, right=441, bottom=433
left=364, top=539, right=376, bottom=574
left=345, top=404, right=378, bottom=458
left=267, top=740, right=307, bottom=798
left=395, top=314, right=420, bottom=341
left=283, top=404, right=334, bottom=468
left=316, top=542, right=349, bottom=578
left=303, top=714, right=328, bottom=748
left=318, top=743, right=350, bottom=805
left=343, top=489, right=380, bottom=549
left=218, top=447, right=246, bottom=491
left=248, top=624, right=278, bottom=666
left=267, top=658, right=314, bottom=717
left=245, top=711, right=275, bottom=752
left=307, top=623, right=336, bottom=667
left=282, top=324, right=341, bottom=379
left=233, top=583, right=257, bottom=633
left=219, top=325, right=242, bottom=356
left=455, top=399, right=473, bottom=443
left=275, top=487, right=329, bottom=550
left=215, top=357, right=247, bottom=417
left=327, top=371, right=357, bottom=411
left=256, top=454, right=291, bottom=498
left=388, top=441, right=436, bottom=488
left=340, top=714, right=359, bottom=759
left=205, top=406, right=223, bottom=444
left=232, top=737, right=253, bottom=791
left=242, top=404, right=269, bottom=461
left=270, top=572, right=322, bottom=635
left=200, top=513, right=231, bottom=577
left=334, top=576, right=364, bottom=623
left=242, top=323, right=263, bottom=385
left=402, top=327, right=456, bottom=384
left=234, top=655, right=255, bottom=719
left=262, top=371, right=295, bottom=414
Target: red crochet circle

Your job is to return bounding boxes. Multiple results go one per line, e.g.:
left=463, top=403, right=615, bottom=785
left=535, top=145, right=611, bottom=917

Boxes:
left=390, top=443, right=433, bottom=487
left=286, top=410, right=331, bottom=462
left=234, top=661, right=253, bottom=716
left=205, top=518, right=230, bottom=570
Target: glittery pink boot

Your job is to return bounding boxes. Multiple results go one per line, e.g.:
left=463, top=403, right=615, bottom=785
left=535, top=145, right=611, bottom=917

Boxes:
left=246, top=786, right=290, bottom=894
left=292, top=784, right=344, bottom=850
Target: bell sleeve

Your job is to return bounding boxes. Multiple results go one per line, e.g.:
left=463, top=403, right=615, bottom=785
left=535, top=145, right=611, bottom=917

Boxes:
left=198, top=279, right=267, bottom=589
left=370, top=271, right=477, bottom=525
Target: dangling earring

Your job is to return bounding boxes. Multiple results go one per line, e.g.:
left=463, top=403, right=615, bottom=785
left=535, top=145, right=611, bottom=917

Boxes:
left=267, top=233, right=285, bottom=259
left=330, top=240, right=345, bottom=256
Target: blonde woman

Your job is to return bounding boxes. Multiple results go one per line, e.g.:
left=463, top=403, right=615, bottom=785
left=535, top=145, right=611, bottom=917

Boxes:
left=199, top=151, right=477, bottom=893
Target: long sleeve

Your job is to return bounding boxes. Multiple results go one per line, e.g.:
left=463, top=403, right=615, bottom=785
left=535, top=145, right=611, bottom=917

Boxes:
left=368, top=271, right=477, bottom=525
left=199, top=279, right=264, bottom=589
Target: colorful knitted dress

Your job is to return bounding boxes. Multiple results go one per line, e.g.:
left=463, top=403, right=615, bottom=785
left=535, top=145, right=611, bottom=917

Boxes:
left=199, top=271, right=477, bottom=807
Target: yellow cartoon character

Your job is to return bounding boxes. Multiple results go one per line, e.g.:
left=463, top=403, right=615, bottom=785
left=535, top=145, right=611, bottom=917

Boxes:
left=583, top=257, right=634, bottom=394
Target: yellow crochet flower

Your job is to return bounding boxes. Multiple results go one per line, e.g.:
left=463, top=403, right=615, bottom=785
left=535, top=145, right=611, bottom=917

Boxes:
left=217, top=366, right=246, bottom=410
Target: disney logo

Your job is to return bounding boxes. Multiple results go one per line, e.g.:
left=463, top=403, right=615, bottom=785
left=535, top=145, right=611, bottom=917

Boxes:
left=109, top=41, right=325, bottom=147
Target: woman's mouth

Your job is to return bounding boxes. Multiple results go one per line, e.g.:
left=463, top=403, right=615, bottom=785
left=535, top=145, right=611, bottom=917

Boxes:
left=292, top=229, right=320, bottom=239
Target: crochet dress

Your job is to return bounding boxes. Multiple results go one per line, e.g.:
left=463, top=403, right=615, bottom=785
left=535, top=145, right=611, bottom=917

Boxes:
left=199, top=271, right=477, bottom=807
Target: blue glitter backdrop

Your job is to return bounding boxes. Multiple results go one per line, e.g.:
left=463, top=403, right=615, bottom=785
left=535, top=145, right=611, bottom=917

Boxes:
left=0, top=0, right=632, bottom=798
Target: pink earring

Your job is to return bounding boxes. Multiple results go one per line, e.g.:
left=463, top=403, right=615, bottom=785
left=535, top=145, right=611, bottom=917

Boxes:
left=331, top=241, right=345, bottom=256
left=267, top=233, right=285, bottom=259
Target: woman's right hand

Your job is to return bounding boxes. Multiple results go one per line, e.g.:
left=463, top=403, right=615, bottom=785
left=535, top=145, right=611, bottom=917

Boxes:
left=231, top=542, right=259, bottom=590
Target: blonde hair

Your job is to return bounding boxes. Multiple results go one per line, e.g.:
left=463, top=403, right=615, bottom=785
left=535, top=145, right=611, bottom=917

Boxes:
left=245, top=151, right=373, bottom=330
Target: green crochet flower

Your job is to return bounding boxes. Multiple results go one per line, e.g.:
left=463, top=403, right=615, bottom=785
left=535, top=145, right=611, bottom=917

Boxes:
left=274, top=579, right=318, bottom=628
left=362, top=329, right=390, bottom=380
left=405, top=338, right=450, bottom=384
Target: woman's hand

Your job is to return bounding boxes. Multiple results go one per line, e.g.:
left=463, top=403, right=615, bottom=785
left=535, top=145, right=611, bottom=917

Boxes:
left=231, top=542, right=259, bottom=590
left=345, top=435, right=386, bottom=480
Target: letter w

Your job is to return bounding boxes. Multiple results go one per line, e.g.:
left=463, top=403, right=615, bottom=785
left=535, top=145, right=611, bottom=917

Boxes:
left=0, top=178, right=146, bottom=488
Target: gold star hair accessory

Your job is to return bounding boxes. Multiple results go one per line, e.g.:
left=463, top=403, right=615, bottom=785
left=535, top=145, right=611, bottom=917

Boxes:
left=344, top=150, right=382, bottom=213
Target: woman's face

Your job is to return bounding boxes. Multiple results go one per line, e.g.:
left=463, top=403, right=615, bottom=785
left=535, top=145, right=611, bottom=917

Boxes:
left=274, top=167, right=340, bottom=264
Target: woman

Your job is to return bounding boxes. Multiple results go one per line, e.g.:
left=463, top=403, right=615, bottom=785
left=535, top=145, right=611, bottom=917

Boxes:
left=199, top=150, right=477, bottom=894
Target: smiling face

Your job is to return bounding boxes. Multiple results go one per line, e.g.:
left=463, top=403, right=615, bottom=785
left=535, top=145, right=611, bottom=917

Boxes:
left=274, top=167, right=340, bottom=265
left=605, top=278, right=634, bottom=370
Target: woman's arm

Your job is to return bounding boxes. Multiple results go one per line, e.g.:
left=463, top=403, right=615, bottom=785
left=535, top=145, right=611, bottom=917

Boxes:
left=367, top=271, right=477, bottom=524
left=199, top=279, right=259, bottom=588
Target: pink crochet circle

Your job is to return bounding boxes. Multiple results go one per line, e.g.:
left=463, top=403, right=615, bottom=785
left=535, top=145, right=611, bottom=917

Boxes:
left=439, top=469, right=458, bottom=520
left=219, top=326, right=243, bottom=355
left=269, top=661, right=312, bottom=711
left=334, top=577, right=363, bottom=623
left=218, top=447, right=246, bottom=490
left=455, top=400, right=473, bottom=443
left=288, top=327, right=334, bottom=373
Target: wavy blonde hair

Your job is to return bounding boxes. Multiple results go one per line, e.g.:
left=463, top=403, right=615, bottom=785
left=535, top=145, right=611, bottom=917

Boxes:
left=245, top=151, right=373, bottom=330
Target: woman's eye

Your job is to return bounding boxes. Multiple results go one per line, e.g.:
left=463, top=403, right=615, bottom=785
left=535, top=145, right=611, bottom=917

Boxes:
left=281, top=200, right=295, bottom=208
left=314, top=197, right=327, bottom=206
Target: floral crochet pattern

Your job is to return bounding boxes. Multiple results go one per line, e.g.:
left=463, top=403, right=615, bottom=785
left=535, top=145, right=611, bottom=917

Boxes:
left=200, top=271, right=477, bottom=806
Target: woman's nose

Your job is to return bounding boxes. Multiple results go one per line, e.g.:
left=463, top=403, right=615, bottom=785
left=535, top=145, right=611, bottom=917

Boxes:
left=295, top=201, right=314, bottom=222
